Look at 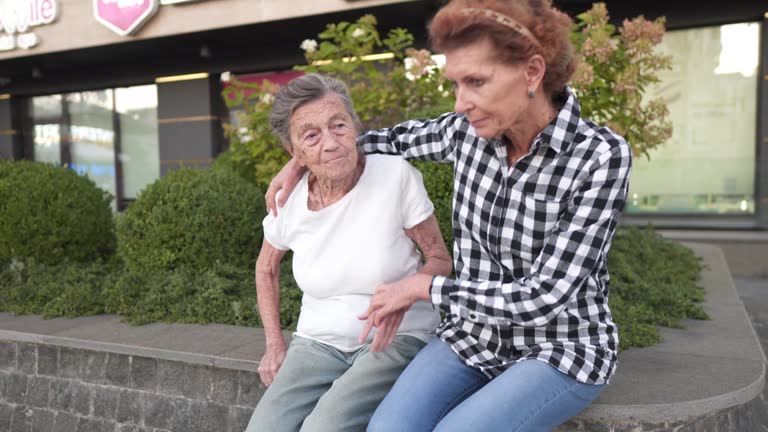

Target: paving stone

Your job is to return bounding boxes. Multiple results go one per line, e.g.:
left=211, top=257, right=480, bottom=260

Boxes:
left=230, top=405, right=253, bottom=432
left=49, top=379, right=73, bottom=412
left=70, top=381, right=92, bottom=417
left=36, top=345, right=58, bottom=376
left=236, top=370, right=263, bottom=407
left=105, top=353, right=131, bottom=387
left=130, top=356, right=157, bottom=391
left=142, top=393, right=172, bottom=430
left=188, top=400, right=228, bottom=432
left=0, top=403, right=13, bottom=430
left=25, top=376, right=50, bottom=408
left=9, top=404, right=31, bottom=432
left=6, top=373, right=27, bottom=405
left=209, top=367, right=238, bottom=405
left=156, top=360, right=184, bottom=397
left=78, top=417, right=116, bottom=432
left=116, top=388, right=143, bottom=425
left=0, top=341, right=16, bottom=371
left=180, top=364, right=211, bottom=400
left=17, top=344, right=36, bottom=375
left=52, top=411, right=79, bottom=432
left=82, top=351, right=107, bottom=385
left=30, top=408, right=54, bottom=432
left=59, top=348, right=83, bottom=380
left=93, top=385, right=120, bottom=418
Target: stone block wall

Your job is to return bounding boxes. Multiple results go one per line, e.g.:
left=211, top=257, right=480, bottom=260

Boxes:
left=0, top=340, right=262, bottom=432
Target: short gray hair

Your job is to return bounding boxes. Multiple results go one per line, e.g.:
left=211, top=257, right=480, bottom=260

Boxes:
left=269, top=73, right=362, bottom=151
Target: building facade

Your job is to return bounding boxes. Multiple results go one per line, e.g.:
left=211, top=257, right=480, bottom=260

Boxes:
left=0, top=0, right=766, bottom=235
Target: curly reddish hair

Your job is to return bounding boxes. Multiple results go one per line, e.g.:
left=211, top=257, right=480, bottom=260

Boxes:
left=429, top=0, right=576, bottom=96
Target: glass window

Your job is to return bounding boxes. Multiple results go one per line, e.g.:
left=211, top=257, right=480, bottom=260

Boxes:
left=627, top=23, right=760, bottom=215
left=116, top=85, right=159, bottom=200
left=67, top=90, right=117, bottom=199
left=30, top=95, right=62, bottom=164
left=27, top=85, right=159, bottom=208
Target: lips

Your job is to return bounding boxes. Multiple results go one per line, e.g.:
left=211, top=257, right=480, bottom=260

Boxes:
left=325, top=155, right=346, bottom=163
left=470, top=118, right=487, bottom=129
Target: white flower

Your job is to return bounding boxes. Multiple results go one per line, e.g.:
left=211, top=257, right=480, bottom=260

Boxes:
left=300, top=39, right=318, bottom=53
left=220, top=71, right=231, bottom=83
left=351, top=28, right=365, bottom=38
left=261, top=94, right=275, bottom=104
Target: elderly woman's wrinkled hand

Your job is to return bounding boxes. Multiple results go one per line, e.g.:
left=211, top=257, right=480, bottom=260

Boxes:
left=358, top=273, right=432, bottom=350
left=258, top=345, right=287, bottom=387
left=359, top=309, right=406, bottom=352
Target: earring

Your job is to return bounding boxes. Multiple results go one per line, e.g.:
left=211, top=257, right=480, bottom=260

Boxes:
left=527, top=89, right=535, bottom=98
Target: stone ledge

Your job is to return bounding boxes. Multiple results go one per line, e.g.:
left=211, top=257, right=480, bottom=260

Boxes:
left=0, top=243, right=763, bottom=431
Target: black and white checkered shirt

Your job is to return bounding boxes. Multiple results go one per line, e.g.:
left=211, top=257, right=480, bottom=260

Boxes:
left=359, top=87, right=631, bottom=385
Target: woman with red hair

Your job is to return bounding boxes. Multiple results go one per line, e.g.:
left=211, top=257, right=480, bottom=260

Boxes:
left=267, top=1, right=631, bottom=430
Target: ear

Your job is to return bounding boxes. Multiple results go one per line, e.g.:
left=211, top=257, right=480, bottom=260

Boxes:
left=286, top=142, right=307, bottom=167
left=525, top=54, right=547, bottom=92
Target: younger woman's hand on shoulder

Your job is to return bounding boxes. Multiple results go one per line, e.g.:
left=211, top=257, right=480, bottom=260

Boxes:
left=265, top=158, right=305, bottom=216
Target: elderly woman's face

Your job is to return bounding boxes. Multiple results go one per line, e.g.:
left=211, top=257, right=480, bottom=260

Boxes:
left=289, top=93, right=359, bottom=182
left=444, top=37, right=530, bottom=139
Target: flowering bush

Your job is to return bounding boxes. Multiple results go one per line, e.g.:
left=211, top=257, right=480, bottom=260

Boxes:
left=570, top=3, right=673, bottom=158
left=219, top=14, right=453, bottom=190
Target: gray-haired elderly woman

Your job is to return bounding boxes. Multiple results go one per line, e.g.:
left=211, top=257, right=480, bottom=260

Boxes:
left=244, top=73, right=452, bottom=432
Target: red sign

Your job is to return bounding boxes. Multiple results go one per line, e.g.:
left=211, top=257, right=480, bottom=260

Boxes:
left=93, top=0, right=159, bottom=36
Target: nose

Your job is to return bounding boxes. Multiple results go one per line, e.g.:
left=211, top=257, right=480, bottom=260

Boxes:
left=320, top=129, right=341, bottom=152
left=453, top=86, right=472, bottom=114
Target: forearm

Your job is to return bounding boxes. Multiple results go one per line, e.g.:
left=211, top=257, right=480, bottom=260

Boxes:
left=256, top=271, right=285, bottom=348
left=406, top=215, right=453, bottom=277
left=255, top=243, right=288, bottom=349
left=357, top=113, right=460, bottom=163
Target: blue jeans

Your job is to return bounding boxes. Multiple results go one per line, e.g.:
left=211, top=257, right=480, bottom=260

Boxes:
left=245, top=334, right=426, bottom=432
left=367, top=338, right=605, bottom=432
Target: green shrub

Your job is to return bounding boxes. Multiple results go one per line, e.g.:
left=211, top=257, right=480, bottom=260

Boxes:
left=101, top=257, right=303, bottom=329
left=608, top=226, right=708, bottom=350
left=0, top=160, right=115, bottom=265
left=0, top=258, right=116, bottom=318
left=412, top=161, right=454, bottom=249
left=117, top=168, right=265, bottom=273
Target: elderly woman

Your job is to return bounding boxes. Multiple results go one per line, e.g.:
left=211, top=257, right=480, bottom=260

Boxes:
left=267, top=0, right=632, bottom=430
left=245, top=73, right=452, bottom=432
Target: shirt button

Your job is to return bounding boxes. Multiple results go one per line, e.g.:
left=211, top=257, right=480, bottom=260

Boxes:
left=469, top=313, right=477, bottom=320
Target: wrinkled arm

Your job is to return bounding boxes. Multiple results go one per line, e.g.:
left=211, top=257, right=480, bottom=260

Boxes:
left=432, top=144, right=632, bottom=327
left=255, top=239, right=288, bottom=385
left=361, top=215, right=453, bottom=351
left=407, top=214, right=453, bottom=278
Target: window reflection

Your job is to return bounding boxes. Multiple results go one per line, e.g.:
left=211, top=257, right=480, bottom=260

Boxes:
left=628, top=23, right=759, bottom=215
left=28, top=85, right=159, bottom=208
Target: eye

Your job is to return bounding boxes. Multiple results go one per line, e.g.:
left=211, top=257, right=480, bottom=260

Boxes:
left=468, top=78, right=485, bottom=87
left=332, top=122, right=348, bottom=133
left=302, top=131, right=320, bottom=146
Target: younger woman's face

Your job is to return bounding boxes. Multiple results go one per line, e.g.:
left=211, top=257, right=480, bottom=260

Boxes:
left=444, top=37, right=531, bottom=140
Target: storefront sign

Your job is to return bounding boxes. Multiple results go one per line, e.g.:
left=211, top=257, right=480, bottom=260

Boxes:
left=0, top=0, right=58, bottom=51
left=93, top=0, right=159, bottom=36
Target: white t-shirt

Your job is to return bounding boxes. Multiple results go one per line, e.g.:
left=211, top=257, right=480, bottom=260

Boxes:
left=262, top=154, right=440, bottom=351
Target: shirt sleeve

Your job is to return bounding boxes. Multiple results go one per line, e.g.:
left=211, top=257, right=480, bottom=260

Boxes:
left=357, top=112, right=462, bottom=163
left=399, top=159, right=435, bottom=229
left=430, top=142, right=632, bottom=327
left=261, top=193, right=290, bottom=251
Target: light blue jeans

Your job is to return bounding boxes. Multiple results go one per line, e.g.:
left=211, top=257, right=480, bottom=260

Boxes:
left=367, top=337, right=606, bottom=432
left=245, top=334, right=426, bottom=432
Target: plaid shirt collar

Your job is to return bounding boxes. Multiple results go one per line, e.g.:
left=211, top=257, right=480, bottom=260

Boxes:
left=486, top=86, right=580, bottom=156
